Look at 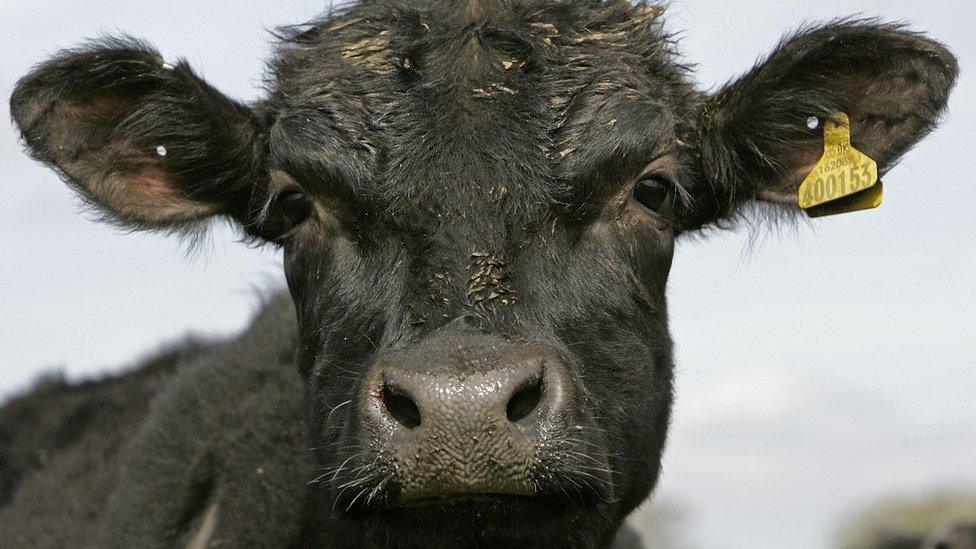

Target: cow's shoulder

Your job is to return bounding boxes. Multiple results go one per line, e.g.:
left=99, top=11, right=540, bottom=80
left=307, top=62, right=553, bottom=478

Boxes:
left=0, top=292, right=308, bottom=547
left=0, top=338, right=210, bottom=546
left=98, top=292, right=312, bottom=546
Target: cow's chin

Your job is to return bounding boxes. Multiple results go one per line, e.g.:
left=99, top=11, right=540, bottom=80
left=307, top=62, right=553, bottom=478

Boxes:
left=333, top=494, right=615, bottom=548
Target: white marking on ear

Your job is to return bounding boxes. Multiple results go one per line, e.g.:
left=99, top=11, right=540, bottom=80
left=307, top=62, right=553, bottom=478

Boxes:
left=156, top=145, right=167, bottom=157
left=161, top=62, right=175, bottom=71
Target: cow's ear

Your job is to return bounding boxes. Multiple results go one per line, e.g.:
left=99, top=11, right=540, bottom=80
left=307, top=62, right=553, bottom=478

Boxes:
left=10, top=38, right=266, bottom=230
left=682, top=21, right=957, bottom=229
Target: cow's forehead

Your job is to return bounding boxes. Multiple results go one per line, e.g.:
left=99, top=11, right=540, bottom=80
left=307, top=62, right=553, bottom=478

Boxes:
left=265, top=0, right=693, bottom=220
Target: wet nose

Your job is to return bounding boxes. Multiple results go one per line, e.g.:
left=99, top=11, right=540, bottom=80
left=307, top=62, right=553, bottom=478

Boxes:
left=379, top=356, right=549, bottom=433
left=361, top=338, right=573, bottom=499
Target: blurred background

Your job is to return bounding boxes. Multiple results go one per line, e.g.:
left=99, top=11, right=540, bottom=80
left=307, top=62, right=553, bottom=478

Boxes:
left=1, top=0, right=973, bottom=547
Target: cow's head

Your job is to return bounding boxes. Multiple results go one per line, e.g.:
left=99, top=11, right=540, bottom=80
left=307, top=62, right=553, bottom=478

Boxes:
left=11, top=2, right=956, bottom=547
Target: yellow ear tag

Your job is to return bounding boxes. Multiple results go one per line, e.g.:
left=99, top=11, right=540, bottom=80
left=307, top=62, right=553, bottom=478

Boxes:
left=798, top=112, right=883, bottom=218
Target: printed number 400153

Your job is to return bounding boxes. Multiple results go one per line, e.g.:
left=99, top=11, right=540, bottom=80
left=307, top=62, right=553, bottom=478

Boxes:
left=802, top=163, right=873, bottom=206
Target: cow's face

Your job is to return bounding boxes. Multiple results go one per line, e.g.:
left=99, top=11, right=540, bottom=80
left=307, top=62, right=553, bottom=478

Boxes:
left=11, top=1, right=956, bottom=547
left=268, top=6, right=690, bottom=546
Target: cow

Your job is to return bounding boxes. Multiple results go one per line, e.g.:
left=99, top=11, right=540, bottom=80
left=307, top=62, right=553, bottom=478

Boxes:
left=2, top=0, right=957, bottom=547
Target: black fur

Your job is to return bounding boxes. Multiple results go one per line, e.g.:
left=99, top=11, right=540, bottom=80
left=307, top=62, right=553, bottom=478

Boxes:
left=0, top=297, right=309, bottom=548
left=5, top=1, right=957, bottom=547
left=0, top=340, right=206, bottom=546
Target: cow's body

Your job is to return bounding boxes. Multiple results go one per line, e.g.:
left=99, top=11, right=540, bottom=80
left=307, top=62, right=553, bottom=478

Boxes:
left=6, top=0, right=956, bottom=546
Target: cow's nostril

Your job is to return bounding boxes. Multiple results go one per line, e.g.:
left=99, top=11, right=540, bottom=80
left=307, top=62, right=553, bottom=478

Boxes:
left=506, top=376, right=543, bottom=423
left=382, top=386, right=421, bottom=429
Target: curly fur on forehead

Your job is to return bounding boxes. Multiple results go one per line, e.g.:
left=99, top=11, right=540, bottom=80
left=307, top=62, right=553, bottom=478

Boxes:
left=262, top=0, right=697, bottom=213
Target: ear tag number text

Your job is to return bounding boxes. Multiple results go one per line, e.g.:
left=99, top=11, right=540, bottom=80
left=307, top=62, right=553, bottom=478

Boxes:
left=798, top=112, right=883, bottom=218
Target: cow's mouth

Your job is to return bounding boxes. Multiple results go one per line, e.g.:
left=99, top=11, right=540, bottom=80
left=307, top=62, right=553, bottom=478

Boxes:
left=380, top=492, right=571, bottom=518
left=339, top=490, right=605, bottom=548
left=334, top=467, right=611, bottom=518
left=327, top=440, right=614, bottom=518
left=390, top=493, right=539, bottom=508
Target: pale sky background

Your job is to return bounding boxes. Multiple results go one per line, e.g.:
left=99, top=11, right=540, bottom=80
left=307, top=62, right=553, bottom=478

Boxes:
left=1, top=1, right=973, bottom=547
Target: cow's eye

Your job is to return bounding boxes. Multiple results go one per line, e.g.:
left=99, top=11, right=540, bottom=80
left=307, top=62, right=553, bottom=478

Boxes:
left=633, top=176, right=673, bottom=212
left=275, top=189, right=312, bottom=226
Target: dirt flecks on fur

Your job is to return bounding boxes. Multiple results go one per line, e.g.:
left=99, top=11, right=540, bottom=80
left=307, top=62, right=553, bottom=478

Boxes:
left=467, top=252, right=516, bottom=306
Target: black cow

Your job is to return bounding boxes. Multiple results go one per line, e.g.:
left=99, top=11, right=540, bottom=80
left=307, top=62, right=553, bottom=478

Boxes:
left=3, top=0, right=957, bottom=547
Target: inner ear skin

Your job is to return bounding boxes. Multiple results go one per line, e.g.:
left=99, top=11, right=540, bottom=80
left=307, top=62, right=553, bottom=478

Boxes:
left=23, top=80, right=222, bottom=224
left=10, top=40, right=269, bottom=231
left=677, top=22, right=957, bottom=230
left=780, top=28, right=956, bottom=166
